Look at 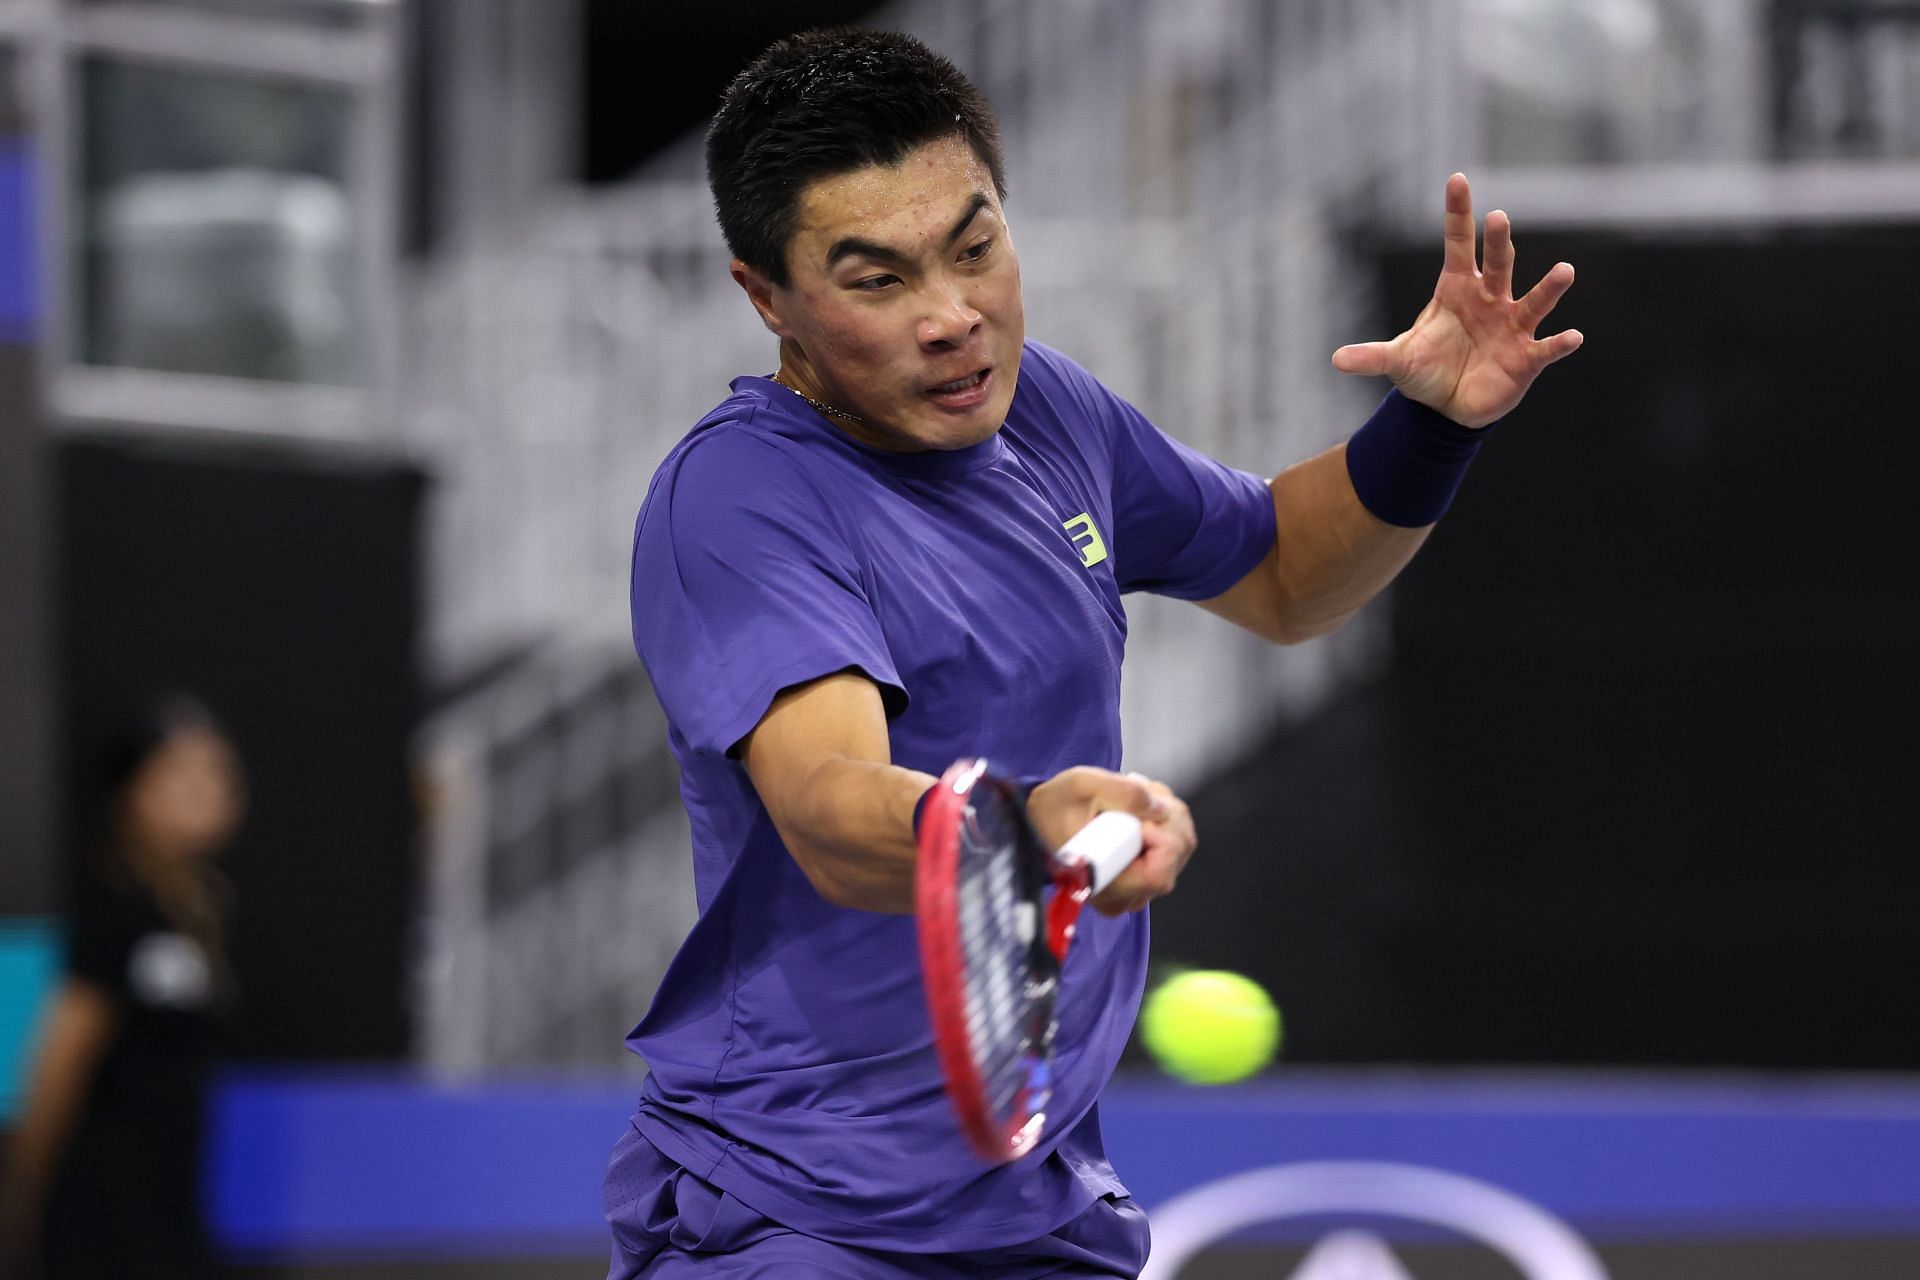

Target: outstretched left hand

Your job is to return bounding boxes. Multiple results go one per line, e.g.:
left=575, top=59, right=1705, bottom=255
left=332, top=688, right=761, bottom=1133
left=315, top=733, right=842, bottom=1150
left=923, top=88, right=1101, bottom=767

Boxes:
left=1332, top=173, right=1582, bottom=429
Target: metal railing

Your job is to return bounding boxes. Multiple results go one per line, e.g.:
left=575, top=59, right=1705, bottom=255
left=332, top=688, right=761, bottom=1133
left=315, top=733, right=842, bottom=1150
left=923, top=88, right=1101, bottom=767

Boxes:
left=417, top=628, right=695, bottom=1074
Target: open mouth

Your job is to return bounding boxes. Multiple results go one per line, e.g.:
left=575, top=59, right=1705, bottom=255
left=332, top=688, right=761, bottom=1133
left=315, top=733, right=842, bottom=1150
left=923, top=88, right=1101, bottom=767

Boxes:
left=932, top=370, right=987, bottom=393
left=926, top=368, right=992, bottom=407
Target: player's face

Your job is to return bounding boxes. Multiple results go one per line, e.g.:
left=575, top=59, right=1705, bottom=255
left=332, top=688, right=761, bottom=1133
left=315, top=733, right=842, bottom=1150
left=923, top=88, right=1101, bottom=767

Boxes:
left=740, top=134, right=1025, bottom=452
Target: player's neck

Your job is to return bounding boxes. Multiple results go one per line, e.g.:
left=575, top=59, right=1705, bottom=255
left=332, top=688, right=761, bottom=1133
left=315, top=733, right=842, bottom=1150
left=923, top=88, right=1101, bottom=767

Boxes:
left=771, top=346, right=963, bottom=458
left=770, top=354, right=863, bottom=428
left=770, top=349, right=924, bottom=458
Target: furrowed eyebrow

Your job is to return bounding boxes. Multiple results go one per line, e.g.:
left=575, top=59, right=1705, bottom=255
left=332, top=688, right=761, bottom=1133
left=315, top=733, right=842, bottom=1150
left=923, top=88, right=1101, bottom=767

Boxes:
left=941, top=193, right=992, bottom=249
left=824, top=192, right=994, bottom=270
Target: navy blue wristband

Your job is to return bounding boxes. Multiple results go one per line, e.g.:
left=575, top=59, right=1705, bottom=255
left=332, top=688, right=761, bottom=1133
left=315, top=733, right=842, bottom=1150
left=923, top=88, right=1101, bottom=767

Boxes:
left=1344, top=390, right=1490, bottom=528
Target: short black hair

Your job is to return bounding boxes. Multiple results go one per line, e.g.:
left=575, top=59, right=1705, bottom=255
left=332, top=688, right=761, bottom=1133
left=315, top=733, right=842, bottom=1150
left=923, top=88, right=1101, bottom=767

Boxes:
left=706, top=28, right=1007, bottom=286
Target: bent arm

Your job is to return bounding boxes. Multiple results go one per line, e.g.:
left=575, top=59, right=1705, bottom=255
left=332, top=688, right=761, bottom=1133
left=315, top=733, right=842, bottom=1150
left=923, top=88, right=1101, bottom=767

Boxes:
left=1, top=979, right=119, bottom=1269
left=739, top=671, right=935, bottom=914
left=737, top=673, right=1184, bottom=914
left=1204, top=172, right=1583, bottom=647
left=1199, top=441, right=1431, bottom=645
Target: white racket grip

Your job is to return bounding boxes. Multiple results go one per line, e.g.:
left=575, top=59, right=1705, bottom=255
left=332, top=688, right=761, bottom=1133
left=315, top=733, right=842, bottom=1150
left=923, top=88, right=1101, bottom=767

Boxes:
left=1058, top=811, right=1144, bottom=896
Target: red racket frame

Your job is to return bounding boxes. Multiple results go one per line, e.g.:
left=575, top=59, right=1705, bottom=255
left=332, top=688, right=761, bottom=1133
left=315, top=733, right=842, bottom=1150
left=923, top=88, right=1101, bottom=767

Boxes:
left=915, top=759, right=1044, bottom=1162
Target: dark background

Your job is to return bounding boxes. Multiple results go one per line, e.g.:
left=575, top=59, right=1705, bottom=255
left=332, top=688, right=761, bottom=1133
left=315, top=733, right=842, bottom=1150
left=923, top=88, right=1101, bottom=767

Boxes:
left=1157, top=227, right=1920, bottom=1069
left=56, top=434, right=424, bottom=1060
left=581, top=0, right=888, bottom=184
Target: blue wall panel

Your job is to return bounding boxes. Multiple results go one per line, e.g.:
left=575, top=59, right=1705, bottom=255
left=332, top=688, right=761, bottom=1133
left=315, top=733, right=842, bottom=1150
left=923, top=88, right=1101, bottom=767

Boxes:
left=205, top=1069, right=1920, bottom=1257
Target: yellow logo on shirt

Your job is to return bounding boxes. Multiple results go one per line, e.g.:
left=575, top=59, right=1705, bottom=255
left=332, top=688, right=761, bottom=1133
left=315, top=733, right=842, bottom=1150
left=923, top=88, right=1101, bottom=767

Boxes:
left=1063, top=513, right=1108, bottom=568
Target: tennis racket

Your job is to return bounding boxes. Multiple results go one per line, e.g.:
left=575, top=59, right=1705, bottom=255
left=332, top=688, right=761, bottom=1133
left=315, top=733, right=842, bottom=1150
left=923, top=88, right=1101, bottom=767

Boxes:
left=915, top=758, right=1144, bottom=1162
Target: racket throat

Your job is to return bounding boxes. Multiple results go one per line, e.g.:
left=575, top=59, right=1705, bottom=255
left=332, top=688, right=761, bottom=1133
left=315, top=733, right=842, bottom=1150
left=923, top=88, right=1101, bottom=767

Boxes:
left=1044, top=867, right=1094, bottom=962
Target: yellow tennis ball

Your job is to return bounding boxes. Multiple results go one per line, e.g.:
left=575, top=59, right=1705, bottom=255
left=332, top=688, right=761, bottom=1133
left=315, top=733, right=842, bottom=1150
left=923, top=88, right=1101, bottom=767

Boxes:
left=1139, top=969, right=1281, bottom=1084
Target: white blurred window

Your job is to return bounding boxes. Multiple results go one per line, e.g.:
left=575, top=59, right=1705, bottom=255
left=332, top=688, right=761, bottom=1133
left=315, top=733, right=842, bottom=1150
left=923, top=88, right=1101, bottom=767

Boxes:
left=78, top=58, right=362, bottom=384
left=1471, top=0, right=1920, bottom=166
left=1471, top=0, right=1761, bottom=165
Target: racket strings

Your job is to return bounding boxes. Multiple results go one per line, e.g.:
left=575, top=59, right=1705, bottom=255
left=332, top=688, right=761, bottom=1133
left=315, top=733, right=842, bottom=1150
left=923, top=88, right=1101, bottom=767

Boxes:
left=955, top=805, right=1051, bottom=1127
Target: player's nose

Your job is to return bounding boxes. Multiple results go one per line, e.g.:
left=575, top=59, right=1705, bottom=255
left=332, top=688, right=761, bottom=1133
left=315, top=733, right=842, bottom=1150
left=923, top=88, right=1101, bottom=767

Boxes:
left=917, top=281, right=982, bottom=349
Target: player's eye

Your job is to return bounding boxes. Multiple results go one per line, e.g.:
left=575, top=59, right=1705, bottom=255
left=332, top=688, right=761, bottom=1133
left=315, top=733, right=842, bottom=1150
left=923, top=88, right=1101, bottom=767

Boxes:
left=960, top=238, right=993, bottom=263
left=854, top=273, right=901, bottom=291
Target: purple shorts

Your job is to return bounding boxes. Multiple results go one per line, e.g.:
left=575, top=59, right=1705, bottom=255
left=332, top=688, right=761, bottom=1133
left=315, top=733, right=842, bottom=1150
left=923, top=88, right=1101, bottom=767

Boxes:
left=604, top=1126, right=1149, bottom=1279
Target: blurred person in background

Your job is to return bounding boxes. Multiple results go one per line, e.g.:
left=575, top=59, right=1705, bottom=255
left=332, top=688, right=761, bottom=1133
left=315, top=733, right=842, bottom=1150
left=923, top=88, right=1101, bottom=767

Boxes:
left=0, top=696, right=245, bottom=1280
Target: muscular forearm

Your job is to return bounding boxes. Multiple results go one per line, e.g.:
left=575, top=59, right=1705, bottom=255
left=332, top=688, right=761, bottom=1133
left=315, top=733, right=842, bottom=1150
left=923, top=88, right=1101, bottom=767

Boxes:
left=1203, top=442, right=1431, bottom=645
left=778, top=760, right=1192, bottom=917
left=1266, top=443, right=1432, bottom=639
left=738, top=672, right=938, bottom=914
left=738, top=673, right=1205, bottom=916
left=773, top=755, right=935, bottom=913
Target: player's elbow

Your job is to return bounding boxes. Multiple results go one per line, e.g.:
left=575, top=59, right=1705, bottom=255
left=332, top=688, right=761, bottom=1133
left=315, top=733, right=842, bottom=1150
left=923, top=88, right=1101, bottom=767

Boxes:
left=776, top=831, right=853, bottom=905
left=1270, top=609, right=1355, bottom=645
left=1231, top=567, right=1358, bottom=646
left=813, top=868, right=910, bottom=914
left=1241, top=595, right=1356, bottom=645
left=786, top=840, right=912, bottom=914
left=797, top=854, right=864, bottom=910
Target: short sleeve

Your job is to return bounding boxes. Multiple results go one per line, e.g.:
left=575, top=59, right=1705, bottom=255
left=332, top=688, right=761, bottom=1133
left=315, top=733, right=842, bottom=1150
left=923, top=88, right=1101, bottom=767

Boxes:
left=1036, top=346, right=1276, bottom=600
left=630, top=427, right=904, bottom=757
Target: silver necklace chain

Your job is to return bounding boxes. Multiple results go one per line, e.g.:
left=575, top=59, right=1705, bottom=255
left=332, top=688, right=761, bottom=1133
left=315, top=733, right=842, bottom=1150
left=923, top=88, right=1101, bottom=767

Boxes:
left=771, top=371, right=867, bottom=427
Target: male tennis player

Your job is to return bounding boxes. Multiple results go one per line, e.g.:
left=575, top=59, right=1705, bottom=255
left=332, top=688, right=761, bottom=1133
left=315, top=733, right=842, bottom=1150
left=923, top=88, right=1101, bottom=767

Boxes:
left=608, top=27, right=1579, bottom=1278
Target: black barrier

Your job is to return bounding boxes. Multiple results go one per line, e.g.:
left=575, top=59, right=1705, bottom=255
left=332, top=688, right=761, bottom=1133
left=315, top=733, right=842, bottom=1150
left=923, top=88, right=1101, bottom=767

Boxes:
left=1157, top=227, right=1920, bottom=1073
left=57, top=433, right=425, bottom=1062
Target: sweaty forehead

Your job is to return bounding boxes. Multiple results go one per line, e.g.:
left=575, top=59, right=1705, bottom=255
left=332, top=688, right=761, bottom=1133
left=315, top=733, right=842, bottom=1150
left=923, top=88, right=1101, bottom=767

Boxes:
left=790, top=136, right=999, bottom=266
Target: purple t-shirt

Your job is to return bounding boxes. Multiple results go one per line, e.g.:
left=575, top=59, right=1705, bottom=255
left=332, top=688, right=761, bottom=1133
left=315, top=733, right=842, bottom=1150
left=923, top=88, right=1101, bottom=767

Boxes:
left=624, top=340, right=1275, bottom=1251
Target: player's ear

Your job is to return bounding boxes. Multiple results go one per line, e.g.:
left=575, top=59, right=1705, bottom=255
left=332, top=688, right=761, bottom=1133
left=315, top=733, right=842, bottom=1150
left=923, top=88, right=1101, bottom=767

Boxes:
left=731, top=259, right=791, bottom=339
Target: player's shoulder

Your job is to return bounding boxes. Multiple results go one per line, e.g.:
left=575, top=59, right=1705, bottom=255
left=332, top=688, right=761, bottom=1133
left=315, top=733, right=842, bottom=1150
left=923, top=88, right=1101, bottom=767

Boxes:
left=1016, top=338, right=1103, bottom=398
left=1011, top=339, right=1126, bottom=431
left=668, top=378, right=810, bottom=468
left=1006, top=339, right=1133, bottom=475
left=649, top=381, right=826, bottom=497
left=637, top=379, right=846, bottom=540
